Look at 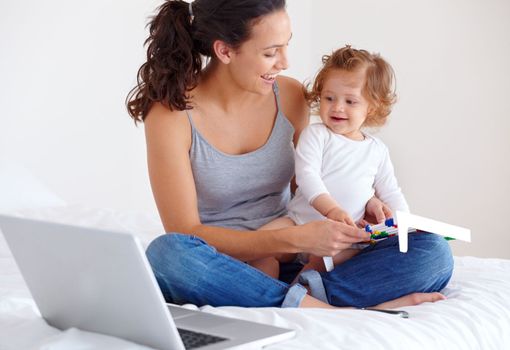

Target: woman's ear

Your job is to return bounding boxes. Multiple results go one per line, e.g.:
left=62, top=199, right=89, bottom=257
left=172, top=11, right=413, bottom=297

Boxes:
left=212, top=40, right=234, bottom=64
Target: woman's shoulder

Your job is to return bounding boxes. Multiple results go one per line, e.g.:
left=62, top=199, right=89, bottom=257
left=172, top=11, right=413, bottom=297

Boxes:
left=144, top=102, right=192, bottom=148
left=276, top=75, right=310, bottom=142
left=145, top=102, right=190, bottom=127
left=276, top=75, right=301, bottom=89
left=276, top=75, right=305, bottom=106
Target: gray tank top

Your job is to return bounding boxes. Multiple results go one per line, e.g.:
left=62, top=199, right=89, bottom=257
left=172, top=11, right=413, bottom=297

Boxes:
left=187, top=82, right=295, bottom=231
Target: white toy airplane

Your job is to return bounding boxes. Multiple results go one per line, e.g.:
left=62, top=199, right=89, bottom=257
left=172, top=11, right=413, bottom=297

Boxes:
left=323, top=211, right=471, bottom=272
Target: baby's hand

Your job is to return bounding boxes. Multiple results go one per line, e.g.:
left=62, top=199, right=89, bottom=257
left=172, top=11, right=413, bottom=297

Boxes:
left=364, top=196, right=392, bottom=224
left=325, top=207, right=356, bottom=227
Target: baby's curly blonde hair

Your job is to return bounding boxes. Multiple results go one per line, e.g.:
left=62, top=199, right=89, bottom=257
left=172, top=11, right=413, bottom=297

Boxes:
left=305, top=45, right=397, bottom=127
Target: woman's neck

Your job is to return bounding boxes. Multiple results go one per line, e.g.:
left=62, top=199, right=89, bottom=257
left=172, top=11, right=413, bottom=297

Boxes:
left=196, top=60, right=266, bottom=115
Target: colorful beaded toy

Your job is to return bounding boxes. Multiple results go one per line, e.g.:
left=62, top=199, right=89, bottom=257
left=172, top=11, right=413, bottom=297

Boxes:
left=364, top=218, right=401, bottom=244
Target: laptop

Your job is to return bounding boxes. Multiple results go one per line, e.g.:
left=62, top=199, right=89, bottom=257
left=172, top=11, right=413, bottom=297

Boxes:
left=0, top=215, right=295, bottom=350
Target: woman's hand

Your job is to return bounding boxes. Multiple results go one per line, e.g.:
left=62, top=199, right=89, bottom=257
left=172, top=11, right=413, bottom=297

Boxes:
left=295, top=219, right=371, bottom=257
left=360, top=196, right=393, bottom=226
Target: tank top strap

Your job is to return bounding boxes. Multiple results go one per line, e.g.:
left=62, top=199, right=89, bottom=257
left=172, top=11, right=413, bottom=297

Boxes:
left=185, top=109, right=198, bottom=135
left=185, top=109, right=194, bottom=125
left=273, top=81, right=282, bottom=111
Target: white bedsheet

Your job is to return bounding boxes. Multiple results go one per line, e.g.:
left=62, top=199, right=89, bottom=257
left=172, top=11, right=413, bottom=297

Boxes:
left=1, top=205, right=509, bottom=350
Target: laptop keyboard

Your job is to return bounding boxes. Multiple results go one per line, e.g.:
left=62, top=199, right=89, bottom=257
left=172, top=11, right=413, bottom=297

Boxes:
left=177, top=328, right=228, bottom=349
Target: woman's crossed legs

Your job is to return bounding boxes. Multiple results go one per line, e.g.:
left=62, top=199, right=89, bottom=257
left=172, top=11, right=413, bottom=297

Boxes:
left=146, top=231, right=453, bottom=309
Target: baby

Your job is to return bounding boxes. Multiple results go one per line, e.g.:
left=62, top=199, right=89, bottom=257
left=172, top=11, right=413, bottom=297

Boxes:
left=251, top=45, right=409, bottom=278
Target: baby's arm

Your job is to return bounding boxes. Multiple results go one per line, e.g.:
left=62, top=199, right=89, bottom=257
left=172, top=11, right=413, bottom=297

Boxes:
left=373, top=142, right=409, bottom=215
left=311, top=194, right=356, bottom=227
left=295, top=125, right=356, bottom=225
left=362, top=196, right=393, bottom=226
left=294, top=125, right=330, bottom=207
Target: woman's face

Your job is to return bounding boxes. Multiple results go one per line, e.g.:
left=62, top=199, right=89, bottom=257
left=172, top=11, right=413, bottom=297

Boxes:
left=228, top=10, right=292, bottom=95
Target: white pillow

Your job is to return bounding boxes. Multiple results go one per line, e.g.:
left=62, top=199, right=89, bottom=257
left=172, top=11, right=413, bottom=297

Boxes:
left=0, top=163, right=66, bottom=213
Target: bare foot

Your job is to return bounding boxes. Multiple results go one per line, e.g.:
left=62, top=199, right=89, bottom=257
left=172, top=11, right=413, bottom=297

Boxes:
left=299, top=292, right=446, bottom=310
left=375, top=292, right=446, bottom=309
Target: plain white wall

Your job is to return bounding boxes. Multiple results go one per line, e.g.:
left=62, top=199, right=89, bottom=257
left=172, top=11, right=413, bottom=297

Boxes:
left=1, top=0, right=509, bottom=258
left=0, top=0, right=161, bottom=215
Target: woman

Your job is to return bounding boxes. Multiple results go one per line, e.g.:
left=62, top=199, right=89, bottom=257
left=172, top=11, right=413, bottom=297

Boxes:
left=126, top=0, right=453, bottom=309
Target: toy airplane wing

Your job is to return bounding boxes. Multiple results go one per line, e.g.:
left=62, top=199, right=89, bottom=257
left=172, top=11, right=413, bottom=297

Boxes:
left=323, top=212, right=471, bottom=271
left=397, top=211, right=471, bottom=253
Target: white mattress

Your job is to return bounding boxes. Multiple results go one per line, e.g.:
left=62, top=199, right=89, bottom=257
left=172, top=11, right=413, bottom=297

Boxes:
left=1, top=205, right=509, bottom=350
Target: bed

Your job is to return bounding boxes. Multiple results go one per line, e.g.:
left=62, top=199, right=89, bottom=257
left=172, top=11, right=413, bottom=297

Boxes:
left=1, top=204, right=510, bottom=350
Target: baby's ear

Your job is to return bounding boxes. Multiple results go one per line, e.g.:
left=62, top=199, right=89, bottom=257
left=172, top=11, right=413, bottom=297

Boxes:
left=363, top=105, right=380, bottom=127
left=366, top=105, right=377, bottom=118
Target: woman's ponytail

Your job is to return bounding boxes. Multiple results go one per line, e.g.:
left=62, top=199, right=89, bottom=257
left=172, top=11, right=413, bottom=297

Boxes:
left=126, top=0, right=202, bottom=123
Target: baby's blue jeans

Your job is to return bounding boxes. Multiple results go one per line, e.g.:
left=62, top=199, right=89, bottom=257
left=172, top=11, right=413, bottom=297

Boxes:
left=145, top=232, right=453, bottom=308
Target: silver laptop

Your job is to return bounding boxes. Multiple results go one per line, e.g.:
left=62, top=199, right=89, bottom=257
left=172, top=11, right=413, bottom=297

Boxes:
left=0, top=215, right=295, bottom=349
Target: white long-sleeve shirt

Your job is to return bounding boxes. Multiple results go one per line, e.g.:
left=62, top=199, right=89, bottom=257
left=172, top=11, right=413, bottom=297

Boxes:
left=287, top=123, right=409, bottom=224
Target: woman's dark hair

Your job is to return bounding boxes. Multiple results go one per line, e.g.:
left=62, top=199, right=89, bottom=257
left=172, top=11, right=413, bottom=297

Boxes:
left=126, top=0, right=286, bottom=123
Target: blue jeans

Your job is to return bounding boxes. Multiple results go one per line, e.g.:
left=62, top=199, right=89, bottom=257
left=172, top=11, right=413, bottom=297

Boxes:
left=146, top=232, right=453, bottom=308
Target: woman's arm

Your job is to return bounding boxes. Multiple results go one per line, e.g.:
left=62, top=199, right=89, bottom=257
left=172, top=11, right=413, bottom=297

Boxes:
left=277, top=75, right=310, bottom=193
left=144, top=103, right=299, bottom=261
left=144, top=85, right=369, bottom=261
left=276, top=76, right=310, bottom=146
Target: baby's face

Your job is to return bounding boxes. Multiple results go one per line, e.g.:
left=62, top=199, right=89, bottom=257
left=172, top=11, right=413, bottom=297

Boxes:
left=319, top=69, right=370, bottom=140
